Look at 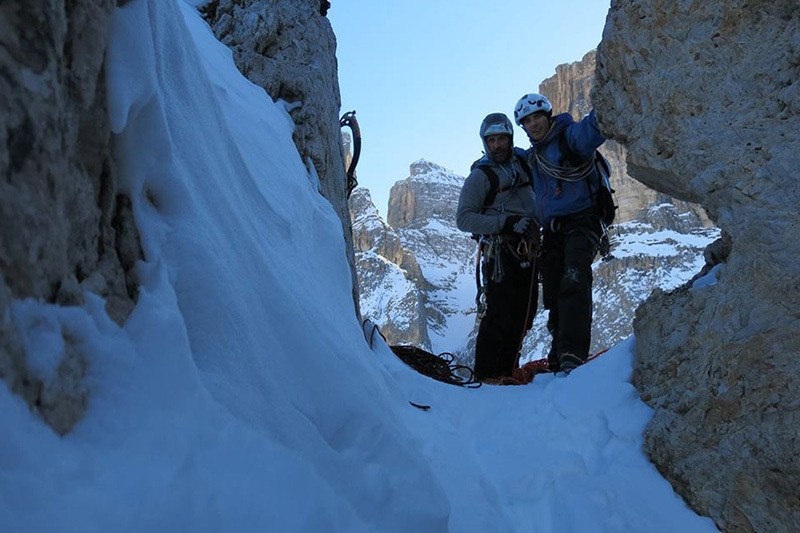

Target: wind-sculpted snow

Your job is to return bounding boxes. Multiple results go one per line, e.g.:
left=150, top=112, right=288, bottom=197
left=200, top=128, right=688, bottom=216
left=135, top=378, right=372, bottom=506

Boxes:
left=1, top=2, right=450, bottom=530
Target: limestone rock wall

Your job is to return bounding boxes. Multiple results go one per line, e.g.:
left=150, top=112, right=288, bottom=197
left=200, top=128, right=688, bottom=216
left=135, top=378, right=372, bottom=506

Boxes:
left=350, top=189, right=425, bottom=286
left=387, top=160, right=457, bottom=230
left=201, top=0, right=359, bottom=311
left=348, top=188, right=430, bottom=349
left=538, top=50, right=597, bottom=120
left=1, top=0, right=141, bottom=434
left=594, top=1, right=800, bottom=530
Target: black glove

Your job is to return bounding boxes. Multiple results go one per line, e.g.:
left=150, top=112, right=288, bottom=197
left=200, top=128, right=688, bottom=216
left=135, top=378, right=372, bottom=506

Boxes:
left=502, top=215, right=532, bottom=235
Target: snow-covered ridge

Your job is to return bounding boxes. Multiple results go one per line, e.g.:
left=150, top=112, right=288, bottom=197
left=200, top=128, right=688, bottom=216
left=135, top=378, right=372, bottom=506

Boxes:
left=408, top=159, right=464, bottom=185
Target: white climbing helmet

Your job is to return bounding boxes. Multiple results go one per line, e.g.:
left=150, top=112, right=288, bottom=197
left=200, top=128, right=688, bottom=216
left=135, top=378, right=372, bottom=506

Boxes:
left=514, top=93, right=553, bottom=125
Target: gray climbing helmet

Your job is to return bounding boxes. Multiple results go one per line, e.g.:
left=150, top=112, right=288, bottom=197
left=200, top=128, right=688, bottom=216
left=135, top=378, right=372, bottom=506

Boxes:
left=480, top=113, right=514, bottom=139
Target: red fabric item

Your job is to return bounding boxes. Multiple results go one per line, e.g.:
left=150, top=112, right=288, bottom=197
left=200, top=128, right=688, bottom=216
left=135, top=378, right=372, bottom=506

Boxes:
left=499, top=349, right=610, bottom=385
left=511, top=358, right=551, bottom=384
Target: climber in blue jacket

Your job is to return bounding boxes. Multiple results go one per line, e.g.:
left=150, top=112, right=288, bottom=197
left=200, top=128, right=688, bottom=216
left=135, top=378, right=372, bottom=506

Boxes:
left=514, top=93, right=606, bottom=374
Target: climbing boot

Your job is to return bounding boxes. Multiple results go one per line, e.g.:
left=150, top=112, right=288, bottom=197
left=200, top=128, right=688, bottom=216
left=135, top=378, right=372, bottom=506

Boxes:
left=558, top=352, right=583, bottom=375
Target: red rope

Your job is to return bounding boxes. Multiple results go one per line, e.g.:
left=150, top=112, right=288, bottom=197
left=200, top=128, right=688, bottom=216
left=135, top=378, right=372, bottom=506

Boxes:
left=509, top=348, right=611, bottom=385
left=585, top=348, right=610, bottom=363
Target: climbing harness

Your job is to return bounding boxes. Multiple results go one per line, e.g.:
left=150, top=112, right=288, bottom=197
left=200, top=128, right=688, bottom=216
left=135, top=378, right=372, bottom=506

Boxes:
left=339, top=110, right=361, bottom=198
left=474, top=233, right=538, bottom=315
left=475, top=233, right=531, bottom=319
left=535, top=146, right=618, bottom=261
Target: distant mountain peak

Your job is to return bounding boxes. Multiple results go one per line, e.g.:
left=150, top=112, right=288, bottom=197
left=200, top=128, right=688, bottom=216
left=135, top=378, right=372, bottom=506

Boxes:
left=409, top=159, right=452, bottom=177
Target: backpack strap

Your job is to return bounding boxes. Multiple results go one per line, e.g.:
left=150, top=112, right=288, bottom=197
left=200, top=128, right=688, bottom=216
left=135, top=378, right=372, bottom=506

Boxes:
left=515, top=152, right=532, bottom=178
left=478, top=166, right=500, bottom=210
left=474, top=152, right=532, bottom=212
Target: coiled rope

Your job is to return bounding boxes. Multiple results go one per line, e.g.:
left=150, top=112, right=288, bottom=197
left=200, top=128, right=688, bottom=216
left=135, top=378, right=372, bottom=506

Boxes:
left=362, top=319, right=481, bottom=388
left=390, top=345, right=481, bottom=388
left=533, top=149, right=594, bottom=182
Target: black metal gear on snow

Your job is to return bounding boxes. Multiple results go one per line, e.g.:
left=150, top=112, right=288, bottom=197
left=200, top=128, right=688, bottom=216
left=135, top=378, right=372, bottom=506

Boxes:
left=339, top=110, right=361, bottom=198
left=390, top=345, right=481, bottom=389
left=362, top=319, right=481, bottom=391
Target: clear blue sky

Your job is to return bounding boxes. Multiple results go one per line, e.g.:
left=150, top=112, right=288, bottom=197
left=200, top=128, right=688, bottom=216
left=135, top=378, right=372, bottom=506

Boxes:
left=329, top=1, right=611, bottom=217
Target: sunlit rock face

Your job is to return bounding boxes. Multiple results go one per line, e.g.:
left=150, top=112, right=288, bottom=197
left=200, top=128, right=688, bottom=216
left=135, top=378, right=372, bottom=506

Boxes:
left=1, top=0, right=142, bottom=434
left=594, top=1, right=800, bottom=530
left=202, top=0, right=359, bottom=311
left=348, top=188, right=430, bottom=350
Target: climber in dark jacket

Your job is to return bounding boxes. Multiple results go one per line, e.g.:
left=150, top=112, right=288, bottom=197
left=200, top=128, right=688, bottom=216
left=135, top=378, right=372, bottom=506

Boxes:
left=514, top=93, right=606, bottom=374
left=456, top=112, right=540, bottom=382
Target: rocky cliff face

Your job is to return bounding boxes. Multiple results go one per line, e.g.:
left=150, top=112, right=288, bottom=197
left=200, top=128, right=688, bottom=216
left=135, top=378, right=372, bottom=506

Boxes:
left=388, top=161, right=478, bottom=351
left=387, top=160, right=459, bottom=229
left=0, top=0, right=142, bottom=434
left=538, top=50, right=597, bottom=121
left=594, top=1, right=800, bottom=530
left=201, top=0, right=358, bottom=312
left=348, top=188, right=430, bottom=349
left=351, top=161, right=478, bottom=353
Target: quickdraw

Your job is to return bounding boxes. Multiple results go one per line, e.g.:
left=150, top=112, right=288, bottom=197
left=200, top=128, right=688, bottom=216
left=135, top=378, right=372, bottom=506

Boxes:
left=339, top=110, right=361, bottom=198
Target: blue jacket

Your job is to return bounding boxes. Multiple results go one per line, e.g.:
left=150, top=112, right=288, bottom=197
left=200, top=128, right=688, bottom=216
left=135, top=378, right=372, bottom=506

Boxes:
left=526, top=110, right=606, bottom=227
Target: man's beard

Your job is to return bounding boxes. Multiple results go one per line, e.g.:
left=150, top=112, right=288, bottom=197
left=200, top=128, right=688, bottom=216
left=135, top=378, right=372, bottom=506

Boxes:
left=490, top=148, right=512, bottom=163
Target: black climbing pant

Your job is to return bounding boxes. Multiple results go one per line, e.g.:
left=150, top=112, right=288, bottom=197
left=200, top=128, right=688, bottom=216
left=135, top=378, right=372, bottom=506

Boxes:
left=540, top=211, right=602, bottom=369
left=474, top=248, right=537, bottom=379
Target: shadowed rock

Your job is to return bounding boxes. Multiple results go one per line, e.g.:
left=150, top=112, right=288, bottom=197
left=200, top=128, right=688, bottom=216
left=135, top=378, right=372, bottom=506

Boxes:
left=594, top=1, right=800, bottom=530
left=1, top=0, right=142, bottom=434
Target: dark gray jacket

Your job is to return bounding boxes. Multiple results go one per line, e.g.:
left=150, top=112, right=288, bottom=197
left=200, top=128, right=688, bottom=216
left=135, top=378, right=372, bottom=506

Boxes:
left=456, top=153, right=537, bottom=236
